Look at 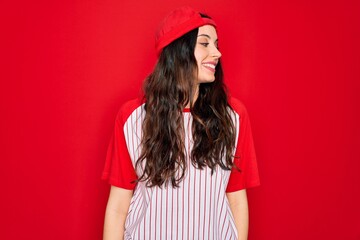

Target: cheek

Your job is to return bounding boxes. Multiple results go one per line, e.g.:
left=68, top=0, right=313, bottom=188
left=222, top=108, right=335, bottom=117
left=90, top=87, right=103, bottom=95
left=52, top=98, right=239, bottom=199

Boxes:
left=194, top=47, right=205, bottom=63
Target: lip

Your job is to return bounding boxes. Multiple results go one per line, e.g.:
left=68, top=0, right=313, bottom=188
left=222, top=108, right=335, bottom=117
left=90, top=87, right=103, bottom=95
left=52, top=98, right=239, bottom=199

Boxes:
left=202, top=61, right=217, bottom=73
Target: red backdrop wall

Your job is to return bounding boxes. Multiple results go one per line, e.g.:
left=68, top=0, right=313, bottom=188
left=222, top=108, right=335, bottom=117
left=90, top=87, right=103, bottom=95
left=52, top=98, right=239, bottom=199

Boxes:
left=1, top=0, right=359, bottom=239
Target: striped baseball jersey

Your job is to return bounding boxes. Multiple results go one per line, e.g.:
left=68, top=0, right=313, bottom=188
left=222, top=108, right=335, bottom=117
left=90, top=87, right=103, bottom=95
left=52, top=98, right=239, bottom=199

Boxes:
left=102, top=97, right=260, bottom=240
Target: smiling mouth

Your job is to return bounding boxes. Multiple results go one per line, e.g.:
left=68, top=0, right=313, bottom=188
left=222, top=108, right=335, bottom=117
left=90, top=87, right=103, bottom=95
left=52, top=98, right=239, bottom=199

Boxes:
left=202, top=62, right=216, bottom=72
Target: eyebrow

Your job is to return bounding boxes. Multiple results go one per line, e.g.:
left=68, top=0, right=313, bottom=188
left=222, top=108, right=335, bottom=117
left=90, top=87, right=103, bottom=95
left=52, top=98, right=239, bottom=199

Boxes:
left=197, top=34, right=218, bottom=42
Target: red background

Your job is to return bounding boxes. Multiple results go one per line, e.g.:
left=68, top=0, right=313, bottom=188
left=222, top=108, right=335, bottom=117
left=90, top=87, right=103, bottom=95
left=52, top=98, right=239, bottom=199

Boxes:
left=1, top=0, right=359, bottom=239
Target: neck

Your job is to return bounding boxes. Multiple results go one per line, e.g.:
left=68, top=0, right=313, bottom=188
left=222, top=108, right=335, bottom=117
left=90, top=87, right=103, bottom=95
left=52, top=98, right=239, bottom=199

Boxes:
left=185, top=84, right=199, bottom=108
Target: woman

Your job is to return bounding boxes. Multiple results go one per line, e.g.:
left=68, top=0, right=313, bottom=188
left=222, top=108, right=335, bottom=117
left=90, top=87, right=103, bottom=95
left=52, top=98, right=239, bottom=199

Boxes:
left=102, top=6, right=260, bottom=240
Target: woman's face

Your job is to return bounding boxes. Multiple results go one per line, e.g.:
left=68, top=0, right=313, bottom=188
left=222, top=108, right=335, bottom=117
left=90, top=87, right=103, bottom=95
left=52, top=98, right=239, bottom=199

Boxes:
left=194, top=25, right=222, bottom=84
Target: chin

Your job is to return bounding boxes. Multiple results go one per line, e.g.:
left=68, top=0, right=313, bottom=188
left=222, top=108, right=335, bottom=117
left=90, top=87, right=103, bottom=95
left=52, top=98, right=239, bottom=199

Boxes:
left=197, top=78, right=216, bottom=84
left=197, top=75, right=216, bottom=84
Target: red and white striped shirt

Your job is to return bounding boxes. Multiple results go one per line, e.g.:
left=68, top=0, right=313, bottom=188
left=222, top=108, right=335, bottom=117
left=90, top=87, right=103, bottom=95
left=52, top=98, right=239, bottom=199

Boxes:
left=102, top=97, right=260, bottom=240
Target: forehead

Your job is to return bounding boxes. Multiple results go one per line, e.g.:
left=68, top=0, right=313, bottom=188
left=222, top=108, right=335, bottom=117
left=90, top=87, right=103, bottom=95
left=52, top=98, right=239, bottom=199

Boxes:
left=198, top=25, right=218, bottom=39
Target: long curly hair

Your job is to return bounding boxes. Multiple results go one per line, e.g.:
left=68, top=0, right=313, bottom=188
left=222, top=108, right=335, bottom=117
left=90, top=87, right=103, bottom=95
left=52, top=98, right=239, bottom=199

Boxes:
left=135, top=14, right=236, bottom=188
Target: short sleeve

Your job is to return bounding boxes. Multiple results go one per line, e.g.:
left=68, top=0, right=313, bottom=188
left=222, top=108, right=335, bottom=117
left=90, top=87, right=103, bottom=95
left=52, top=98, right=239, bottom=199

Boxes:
left=226, top=98, right=260, bottom=192
left=101, top=103, right=138, bottom=190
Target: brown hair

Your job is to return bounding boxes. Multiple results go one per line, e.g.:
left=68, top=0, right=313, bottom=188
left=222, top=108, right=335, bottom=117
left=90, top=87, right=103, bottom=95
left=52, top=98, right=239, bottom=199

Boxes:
left=135, top=15, right=236, bottom=188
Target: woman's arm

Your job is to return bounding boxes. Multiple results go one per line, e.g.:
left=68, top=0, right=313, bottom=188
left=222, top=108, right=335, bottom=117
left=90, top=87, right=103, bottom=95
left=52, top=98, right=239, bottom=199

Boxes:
left=226, top=189, right=249, bottom=240
left=103, top=186, right=134, bottom=240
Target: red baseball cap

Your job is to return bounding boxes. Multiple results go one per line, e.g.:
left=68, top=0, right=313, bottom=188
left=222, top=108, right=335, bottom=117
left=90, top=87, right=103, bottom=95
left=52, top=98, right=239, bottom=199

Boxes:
left=155, top=6, right=217, bottom=55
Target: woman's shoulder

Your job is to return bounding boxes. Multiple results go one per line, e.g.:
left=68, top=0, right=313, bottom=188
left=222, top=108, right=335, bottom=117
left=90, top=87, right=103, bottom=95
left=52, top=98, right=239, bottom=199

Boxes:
left=228, top=96, right=249, bottom=116
left=116, top=97, right=145, bottom=123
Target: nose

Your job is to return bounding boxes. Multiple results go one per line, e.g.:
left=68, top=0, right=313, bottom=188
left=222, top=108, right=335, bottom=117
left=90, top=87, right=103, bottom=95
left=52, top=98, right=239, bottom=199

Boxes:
left=211, top=46, right=222, bottom=59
